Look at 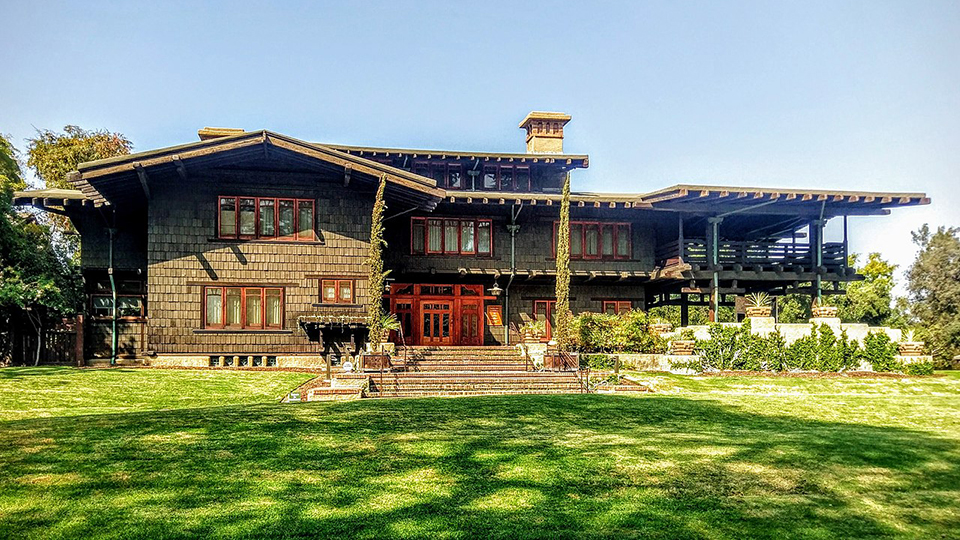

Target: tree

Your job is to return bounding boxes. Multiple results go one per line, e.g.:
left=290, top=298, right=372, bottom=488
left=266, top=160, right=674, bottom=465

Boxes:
left=907, top=225, right=960, bottom=363
left=366, top=174, right=388, bottom=350
left=26, top=126, right=131, bottom=190
left=833, top=253, right=905, bottom=327
left=0, top=134, right=26, bottom=191
left=554, top=173, right=572, bottom=350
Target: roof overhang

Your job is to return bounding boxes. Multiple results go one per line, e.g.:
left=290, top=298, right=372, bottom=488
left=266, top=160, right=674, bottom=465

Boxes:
left=71, top=131, right=445, bottom=209
left=323, top=143, right=589, bottom=169
left=639, top=184, right=929, bottom=216
left=12, top=188, right=91, bottom=214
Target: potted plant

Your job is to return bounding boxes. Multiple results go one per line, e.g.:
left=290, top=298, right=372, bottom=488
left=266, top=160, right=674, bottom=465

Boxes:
left=669, top=329, right=696, bottom=356
left=362, top=312, right=400, bottom=370
left=898, top=329, right=925, bottom=356
left=520, top=319, right=546, bottom=343
left=744, top=292, right=773, bottom=318
left=811, top=297, right=839, bottom=318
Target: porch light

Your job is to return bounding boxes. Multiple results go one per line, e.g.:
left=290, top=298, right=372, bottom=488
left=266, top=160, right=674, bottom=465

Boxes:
left=488, top=280, right=503, bottom=297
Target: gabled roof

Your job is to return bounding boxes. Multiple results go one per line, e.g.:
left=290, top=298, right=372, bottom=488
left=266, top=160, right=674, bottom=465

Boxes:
left=638, top=184, right=930, bottom=216
left=71, top=131, right=445, bottom=208
left=323, top=143, right=589, bottom=169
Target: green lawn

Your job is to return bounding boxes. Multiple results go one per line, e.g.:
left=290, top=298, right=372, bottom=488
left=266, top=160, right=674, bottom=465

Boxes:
left=1, top=368, right=959, bottom=539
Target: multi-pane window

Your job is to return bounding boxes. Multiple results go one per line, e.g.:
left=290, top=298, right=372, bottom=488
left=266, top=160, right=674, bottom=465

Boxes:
left=602, top=301, right=632, bottom=315
left=218, top=196, right=315, bottom=241
left=412, top=162, right=530, bottom=191
left=556, top=221, right=631, bottom=260
left=411, top=217, right=493, bottom=256
left=320, top=279, right=356, bottom=304
left=92, top=296, right=145, bottom=318
left=204, top=286, right=283, bottom=329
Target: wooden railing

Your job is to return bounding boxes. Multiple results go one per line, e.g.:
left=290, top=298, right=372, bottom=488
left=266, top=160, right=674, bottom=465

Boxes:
left=657, top=239, right=846, bottom=271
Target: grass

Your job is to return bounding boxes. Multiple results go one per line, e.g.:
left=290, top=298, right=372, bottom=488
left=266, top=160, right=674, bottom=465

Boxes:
left=1, top=368, right=958, bottom=539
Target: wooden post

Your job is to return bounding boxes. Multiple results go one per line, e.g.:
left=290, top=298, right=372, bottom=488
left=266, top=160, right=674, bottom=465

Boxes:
left=680, top=294, right=689, bottom=327
left=74, top=315, right=84, bottom=367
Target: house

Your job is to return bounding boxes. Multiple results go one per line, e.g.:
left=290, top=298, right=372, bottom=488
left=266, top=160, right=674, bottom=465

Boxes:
left=14, top=113, right=929, bottom=367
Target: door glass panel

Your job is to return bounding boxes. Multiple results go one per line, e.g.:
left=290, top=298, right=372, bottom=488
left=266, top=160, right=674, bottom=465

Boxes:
left=423, top=313, right=431, bottom=337
left=442, top=313, right=450, bottom=338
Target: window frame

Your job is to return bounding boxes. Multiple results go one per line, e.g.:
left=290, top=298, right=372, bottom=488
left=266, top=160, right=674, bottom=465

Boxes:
left=411, top=217, right=494, bottom=256
left=554, top=221, right=632, bottom=260
left=91, top=295, right=146, bottom=320
left=319, top=279, right=357, bottom=305
left=217, top=196, right=315, bottom=242
left=602, top=300, right=633, bottom=315
left=202, top=286, right=285, bottom=330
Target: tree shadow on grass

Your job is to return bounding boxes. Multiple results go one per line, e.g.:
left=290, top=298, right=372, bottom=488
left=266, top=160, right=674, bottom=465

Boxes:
left=1, top=395, right=958, bottom=539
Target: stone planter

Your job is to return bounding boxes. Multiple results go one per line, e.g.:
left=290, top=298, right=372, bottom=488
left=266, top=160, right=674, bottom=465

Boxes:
left=898, top=342, right=925, bottom=357
left=745, top=306, right=773, bottom=318
left=649, top=322, right=673, bottom=336
left=669, top=340, right=696, bottom=356
left=812, top=306, right=839, bottom=318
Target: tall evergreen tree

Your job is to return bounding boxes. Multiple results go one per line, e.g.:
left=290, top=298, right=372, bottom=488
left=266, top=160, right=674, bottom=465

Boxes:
left=554, top=174, right=572, bottom=350
left=366, top=174, right=388, bottom=349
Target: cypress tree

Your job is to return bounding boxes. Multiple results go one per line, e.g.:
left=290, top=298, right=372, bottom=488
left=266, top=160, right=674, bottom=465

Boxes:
left=367, top=174, right=387, bottom=349
left=554, top=173, right=572, bottom=350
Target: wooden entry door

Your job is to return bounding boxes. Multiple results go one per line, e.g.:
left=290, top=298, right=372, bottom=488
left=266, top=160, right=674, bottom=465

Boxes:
left=533, top=300, right=556, bottom=342
left=421, top=301, right=453, bottom=345
left=460, top=300, right=483, bottom=346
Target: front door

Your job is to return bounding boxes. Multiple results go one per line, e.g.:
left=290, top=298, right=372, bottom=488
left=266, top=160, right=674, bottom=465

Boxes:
left=460, top=300, right=483, bottom=346
left=421, top=302, right=453, bottom=345
left=533, top=300, right=556, bottom=342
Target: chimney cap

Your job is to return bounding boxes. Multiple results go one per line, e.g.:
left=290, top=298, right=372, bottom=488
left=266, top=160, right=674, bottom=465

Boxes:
left=518, top=111, right=571, bottom=129
left=198, top=127, right=245, bottom=141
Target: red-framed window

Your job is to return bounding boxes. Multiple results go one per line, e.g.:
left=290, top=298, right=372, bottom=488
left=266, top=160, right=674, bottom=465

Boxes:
left=554, top=221, right=631, bottom=260
left=218, top=196, right=315, bottom=241
left=203, top=286, right=284, bottom=329
left=320, top=279, right=356, bottom=305
left=411, top=217, right=492, bottom=256
left=602, top=301, right=632, bottom=315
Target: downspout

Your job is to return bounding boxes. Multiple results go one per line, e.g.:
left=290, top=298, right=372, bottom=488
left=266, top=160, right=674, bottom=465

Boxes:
left=504, top=203, right=522, bottom=344
left=707, top=217, right=723, bottom=321
left=814, top=201, right=827, bottom=304
left=107, top=226, right=118, bottom=365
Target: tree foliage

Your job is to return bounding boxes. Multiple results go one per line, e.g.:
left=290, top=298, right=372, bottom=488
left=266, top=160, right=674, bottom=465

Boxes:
left=26, top=125, right=131, bottom=190
left=0, top=134, right=26, bottom=192
left=553, top=173, right=572, bottom=350
left=366, top=175, right=387, bottom=349
left=907, top=224, right=960, bottom=363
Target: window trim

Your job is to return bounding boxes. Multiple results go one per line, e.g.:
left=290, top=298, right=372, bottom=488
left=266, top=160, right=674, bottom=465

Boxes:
left=411, top=217, right=494, bottom=256
left=554, top=220, right=632, bottom=260
left=217, top=195, right=315, bottom=242
left=203, top=285, right=285, bottom=330
left=602, top=300, right=633, bottom=315
left=319, top=279, right=357, bottom=305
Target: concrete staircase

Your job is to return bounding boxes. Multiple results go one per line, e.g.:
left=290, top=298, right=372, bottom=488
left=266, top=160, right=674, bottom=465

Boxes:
left=346, top=346, right=583, bottom=398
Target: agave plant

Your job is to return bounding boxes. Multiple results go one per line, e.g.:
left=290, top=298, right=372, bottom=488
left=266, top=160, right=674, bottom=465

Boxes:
left=745, top=292, right=772, bottom=308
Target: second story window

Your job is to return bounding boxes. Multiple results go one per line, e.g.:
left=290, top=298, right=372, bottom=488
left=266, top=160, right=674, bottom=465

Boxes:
left=556, top=221, right=631, bottom=260
left=411, top=217, right=492, bottom=256
left=218, top=196, right=315, bottom=241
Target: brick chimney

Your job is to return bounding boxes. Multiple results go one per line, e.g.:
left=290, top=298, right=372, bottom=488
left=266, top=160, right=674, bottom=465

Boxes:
left=519, top=111, right=571, bottom=154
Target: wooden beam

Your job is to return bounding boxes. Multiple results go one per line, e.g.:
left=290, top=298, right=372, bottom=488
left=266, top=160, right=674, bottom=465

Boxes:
left=133, top=163, right=151, bottom=199
left=343, top=164, right=352, bottom=187
left=172, top=155, right=188, bottom=181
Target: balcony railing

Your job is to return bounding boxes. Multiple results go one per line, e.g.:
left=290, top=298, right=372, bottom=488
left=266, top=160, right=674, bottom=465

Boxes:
left=657, top=239, right=847, bottom=272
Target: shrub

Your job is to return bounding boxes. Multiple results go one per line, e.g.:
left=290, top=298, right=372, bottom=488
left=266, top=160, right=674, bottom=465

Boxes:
left=862, top=331, right=901, bottom=372
left=903, top=362, right=934, bottom=376
left=572, top=310, right=666, bottom=354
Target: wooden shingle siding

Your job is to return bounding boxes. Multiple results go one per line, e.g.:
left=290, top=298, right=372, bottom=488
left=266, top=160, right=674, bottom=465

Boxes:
left=147, top=170, right=372, bottom=354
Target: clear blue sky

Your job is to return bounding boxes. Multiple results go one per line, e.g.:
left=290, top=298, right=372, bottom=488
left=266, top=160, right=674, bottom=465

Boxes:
left=3, top=0, right=958, bottom=286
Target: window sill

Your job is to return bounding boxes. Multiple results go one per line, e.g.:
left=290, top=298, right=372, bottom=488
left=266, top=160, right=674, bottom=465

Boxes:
left=312, top=303, right=364, bottom=309
left=193, top=329, right=292, bottom=334
left=90, top=317, right=147, bottom=322
left=208, top=238, right=325, bottom=246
